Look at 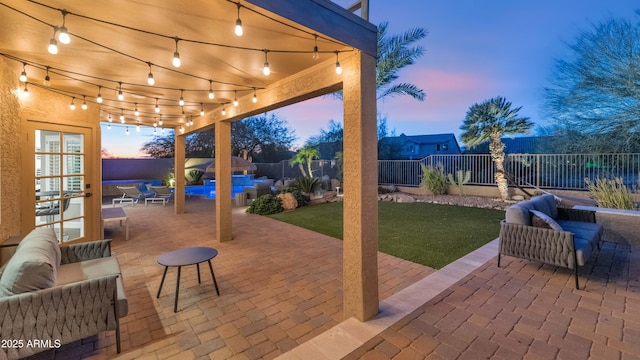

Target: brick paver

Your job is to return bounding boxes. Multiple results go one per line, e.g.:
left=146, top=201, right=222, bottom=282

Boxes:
left=26, top=197, right=433, bottom=359
left=345, top=241, right=639, bottom=359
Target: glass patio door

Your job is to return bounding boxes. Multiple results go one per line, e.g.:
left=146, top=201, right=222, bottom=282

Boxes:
left=32, top=124, right=92, bottom=243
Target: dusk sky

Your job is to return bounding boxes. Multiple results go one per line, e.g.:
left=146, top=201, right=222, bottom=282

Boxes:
left=102, top=0, right=639, bottom=158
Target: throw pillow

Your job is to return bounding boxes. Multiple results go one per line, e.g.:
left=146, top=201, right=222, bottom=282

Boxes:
left=530, top=209, right=563, bottom=231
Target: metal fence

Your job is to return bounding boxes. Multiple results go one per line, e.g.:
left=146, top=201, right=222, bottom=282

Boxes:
left=378, top=153, right=640, bottom=190
left=255, top=160, right=341, bottom=180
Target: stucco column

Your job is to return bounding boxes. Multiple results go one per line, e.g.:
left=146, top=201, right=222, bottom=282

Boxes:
left=174, top=132, right=185, bottom=214
left=215, top=121, right=233, bottom=242
left=342, top=50, right=378, bottom=321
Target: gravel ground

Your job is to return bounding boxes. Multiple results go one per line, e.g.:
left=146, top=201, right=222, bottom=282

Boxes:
left=406, top=193, right=513, bottom=210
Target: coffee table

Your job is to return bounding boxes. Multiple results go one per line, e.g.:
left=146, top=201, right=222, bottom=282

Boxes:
left=101, top=207, right=129, bottom=240
left=156, top=247, right=220, bottom=312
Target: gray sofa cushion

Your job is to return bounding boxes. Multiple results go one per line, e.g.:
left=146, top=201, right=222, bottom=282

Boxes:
left=0, top=228, right=60, bottom=296
left=571, top=239, right=593, bottom=268
left=530, top=210, right=563, bottom=231
left=505, top=202, right=534, bottom=226
left=57, top=257, right=128, bottom=317
left=556, top=219, right=604, bottom=239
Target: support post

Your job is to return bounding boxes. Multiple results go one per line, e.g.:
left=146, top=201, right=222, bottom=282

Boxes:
left=342, top=50, right=378, bottom=321
left=215, top=121, right=233, bottom=242
left=174, top=132, right=185, bottom=214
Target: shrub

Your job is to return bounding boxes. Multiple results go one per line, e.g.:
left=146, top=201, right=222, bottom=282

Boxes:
left=280, top=187, right=309, bottom=207
left=187, top=169, right=204, bottom=185
left=447, top=170, right=471, bottom=196
left=585, top=177, right=637, bottom=210
left=246, top=194, right=283, bottom=215
left=420, top=163, right=448, bottom=195
left=291, top=177, right=320, bottom=195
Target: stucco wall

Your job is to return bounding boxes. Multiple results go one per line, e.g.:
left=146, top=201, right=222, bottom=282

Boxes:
left=0, top=58, right=21, bottom=243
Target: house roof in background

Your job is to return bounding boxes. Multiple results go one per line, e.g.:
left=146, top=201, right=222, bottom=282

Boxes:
left=383, top=133, right=461, bottom=152
left=463, top=136, right=558, bottom=154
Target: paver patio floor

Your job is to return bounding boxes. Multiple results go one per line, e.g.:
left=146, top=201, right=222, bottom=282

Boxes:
left=26, top=197, right=639, bottom=359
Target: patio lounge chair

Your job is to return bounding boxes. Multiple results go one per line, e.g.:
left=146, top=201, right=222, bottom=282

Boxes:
left=114, top=185, right=154, bottom=207
left=148, top=185, right=174, bottom=206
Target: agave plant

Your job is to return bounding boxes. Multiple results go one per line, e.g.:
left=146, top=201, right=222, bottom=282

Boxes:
left=292, top=177, right=320, bottom=197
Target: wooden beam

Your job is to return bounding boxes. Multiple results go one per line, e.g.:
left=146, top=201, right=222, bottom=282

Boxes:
left=245, top=0, right=377, bottom=58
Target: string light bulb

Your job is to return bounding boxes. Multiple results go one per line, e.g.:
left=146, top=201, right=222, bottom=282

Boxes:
left=136, top=124, right=141, bottom=132
left=19, top=63, right=27, bottom=82
left=107, top=123, right=111, bottom=130
left=172, top=38, right=181, bottom=67
left=107, top=113, right=112, bottom=122
left=179, top=126, right=185, bottom=134
left=209, top=80, right=214, bottom=99
left=58, top=10, right=70, bottom=44
left=134, top=103, right=139, bottom=116
left=155, top=98, right=160, bottom=113
left=335, top=51, right=342, bottom=75
left=43, top=67, right=51, bottom=87
left=81, top=96, right=88, bottom=110
left=125, top=126, right=130, bottom=135
left=96, top=86, right=103, bottom=103
left=234, top=3, right=243, bottom=36
left=189, top=117, right=194, bottom=126
left=252, top=88, right=258, bottom=103
left=233, top=91, right=238, bottom=107
left=158, top=114, right=163, bottom=126
left=22, top=83, right=29, bottom=97
left=262, top=50, right=270, bottom=76
left=48, top=27, right=59, bottom=54
left=222, top=104, right=226, bottom=115
left=200, top=103, right=204, bottom=116
left=69, top=97, right=76, bottom=110
left=119, top=109, right=125, bottom=123
left=179, top=89, right=184, bottom=106
left=153, top=127, right=157, bottom=135
left=147, top=62, right=155, bottom=85
left=117, top=82, right=124, bottom=101
left=161, top=127, right=165, bottom=133
left=312, top=34, right=319, bottom=60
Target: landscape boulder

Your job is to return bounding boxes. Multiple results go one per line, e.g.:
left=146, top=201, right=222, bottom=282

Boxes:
left=278, top=192, right=298, bottom=210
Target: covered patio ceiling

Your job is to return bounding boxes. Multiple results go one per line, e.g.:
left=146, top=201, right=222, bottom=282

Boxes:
left=0, top=0, right=375, bottom=131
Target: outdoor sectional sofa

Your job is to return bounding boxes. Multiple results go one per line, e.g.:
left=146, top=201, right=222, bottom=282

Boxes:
left=0, top=228, right=127, bottom=358
left=499, top=194, right=603, bottom=289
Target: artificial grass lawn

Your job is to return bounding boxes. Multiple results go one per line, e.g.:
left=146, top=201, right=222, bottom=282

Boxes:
left=268, top=201, right=505, bottom=269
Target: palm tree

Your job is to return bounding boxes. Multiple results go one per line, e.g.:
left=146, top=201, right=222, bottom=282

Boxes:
left=289, top=146, right=320, bottom=178
left=331, top=22, right=427, bottom=101
left=460, top=96, right=533, bottom=200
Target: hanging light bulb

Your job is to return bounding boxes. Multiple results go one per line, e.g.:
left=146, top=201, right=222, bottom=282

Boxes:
left=158, top=114, right=163, bottom=126
left=312, top=34, right=319, bottom=60
left=180, top=126, right=185, bottom=134
left=179, top=89, right=184, bottom=106
left=117, top=82, right=124, bottom=101
left=153, top=121, right=157, bottom=127
left=48, top=27, right=59, bottom=54
left=155, top=98, right=160, bottom=113
left=222, top=104, right=226, bottom=115
left=189, top=117, right=194, bottom=126
left=262, top=50, right=270, bottom=76
left=125, top=126, right=130, bottom=135
left=19, top=63, right=27, bottom=82
left=200, top=103, right=205, bottom=116
left=107, top=113, right=112, bottom=122
left=120, top=109, right=125, bottom=123
left=209, top=80, right=215, bottom=99
left=147, top=62, right=155, bottom=85
left=252, top=88, right=258, bottom=103
left=107, top=123, right=111, bottom=130
left=234, top=3, right=243, bottom=36
left=43, top=67, right=51, bottom=87
left=134, top=103, right=139, bottom=116
left=81, top=96, right=88, bottom=110
left=69, top=97, right=76, bottom=110
left=233, top=91, right=238, bottom=107
left=335, top=51, right=342, bottom=75
left=153, top=127, right=157, bottom=135
left=161, top=127, right=165, bottom=133
left=136, top=124, right=141, bottom=132
left=96, top=86, right=103, bottom=103
left=22, top=83, right=29, bottom=97
left=172, top=38, right=181, bottom=67
left=58, top=10, right=70, bottom=44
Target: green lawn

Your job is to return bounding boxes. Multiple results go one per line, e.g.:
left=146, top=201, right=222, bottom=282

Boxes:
left=268, top=201, right=505, bottom=269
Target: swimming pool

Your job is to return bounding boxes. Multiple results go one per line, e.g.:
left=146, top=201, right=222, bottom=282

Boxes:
left=184, top=175, right=273, bottom=199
